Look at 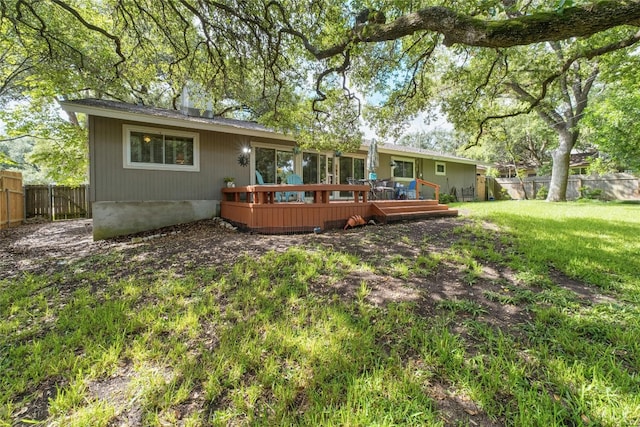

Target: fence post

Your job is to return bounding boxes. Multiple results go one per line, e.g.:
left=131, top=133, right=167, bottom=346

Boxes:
left=85, top=185, right=90, bottom=218
left=4, top=188, right=8, bottom=228
left=49, top=185, right=53, bottom=220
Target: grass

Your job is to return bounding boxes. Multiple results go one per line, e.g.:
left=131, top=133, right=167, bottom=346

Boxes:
left=1, top=201, right=639, bottom=425
left=462, top=201, right=640, bottom=296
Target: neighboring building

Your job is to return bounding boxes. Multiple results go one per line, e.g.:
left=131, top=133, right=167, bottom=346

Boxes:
left=568, top=151, right=598, bottom=175
left=61, top=99, right=480, bottom=239
left=494, top=150, right=599, bottom=178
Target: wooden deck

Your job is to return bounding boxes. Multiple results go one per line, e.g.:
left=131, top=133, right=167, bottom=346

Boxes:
left=221, top=182, right=457, bottom=233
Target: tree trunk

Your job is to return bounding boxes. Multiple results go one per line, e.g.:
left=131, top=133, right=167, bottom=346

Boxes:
left=547, top=131, right=577, bottom=201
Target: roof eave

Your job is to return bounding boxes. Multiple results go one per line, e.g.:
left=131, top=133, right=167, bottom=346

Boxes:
left=373, top=146, right=479, bottom=166
left=60, top=101, right=296, bottom=142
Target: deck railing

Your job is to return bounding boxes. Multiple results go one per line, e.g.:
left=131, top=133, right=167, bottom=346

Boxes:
left=222, top=180, right=440, bottom=204
left=221, top=183, right=371, bottom=204
left=415, top=179, right=440, bottom=201
left=220, top=181, right=448, bottom=233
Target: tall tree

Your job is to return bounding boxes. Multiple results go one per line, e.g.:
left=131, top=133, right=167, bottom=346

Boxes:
left=437, top=38, right=608, bottom=200
left=396, top=128, right=464, bottom=156
left=0, top=99, right=87, bottom=184
left=582, top=87, right=640, bottom=173
left=463, top=114, right=554, bottom=171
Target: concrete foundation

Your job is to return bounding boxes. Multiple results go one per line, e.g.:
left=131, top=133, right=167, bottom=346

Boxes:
left=92, top=200, right=220, bottom=240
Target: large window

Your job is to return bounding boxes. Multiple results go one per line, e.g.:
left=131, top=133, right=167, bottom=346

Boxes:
left=392, top=158, right=414, bottom=180
left=302, top=152, right=327, bottom=184
left=339, top=156, right=365, bottom=197
left=255, top=146, right=294, bottom=183
left=339, top=156, right=365, bottom=184
left=124, top=125, right=199, bottom=171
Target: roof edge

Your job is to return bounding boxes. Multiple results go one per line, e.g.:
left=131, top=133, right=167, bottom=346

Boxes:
left=60, top=100, right=296, bottom=142
left=359, top=143, right=480, bottom=166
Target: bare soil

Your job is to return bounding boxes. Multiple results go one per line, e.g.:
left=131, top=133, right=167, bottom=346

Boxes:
left=0, top=217, right=611, bottom=426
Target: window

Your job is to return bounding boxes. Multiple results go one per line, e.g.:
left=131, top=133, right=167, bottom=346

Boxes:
left=392, top=158, right=414, bottom=179
left=435, top=161, right=446, bottom=176
left=339, top=156, right=365, bottom=197
left=339, top=156, right=365, bottom=184
left=302, top=152, right=327, bottom=184
left=570, top=167, right=587, bottom=175
left=124, top=125, right=199, bottom=171
left=255, top=146, right=294, bottom=183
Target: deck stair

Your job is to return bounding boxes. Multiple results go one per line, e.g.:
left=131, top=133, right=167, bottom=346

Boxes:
left=370, top=200, right=458, bottom=224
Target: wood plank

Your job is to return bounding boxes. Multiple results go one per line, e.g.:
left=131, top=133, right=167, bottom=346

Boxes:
left=1, top=171, right=24, bottom=229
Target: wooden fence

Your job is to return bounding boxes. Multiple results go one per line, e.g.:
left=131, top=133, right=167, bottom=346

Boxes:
left=0, top=170, right=24, bottom=229
left=24, top=185, right=92, bottom=220
left=493, top=173, right=640, bottom=200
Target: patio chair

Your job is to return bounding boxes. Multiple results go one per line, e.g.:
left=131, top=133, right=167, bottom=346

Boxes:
left=372, top=178, right=395, bottom=200
left=254, top=170, right=275, bottom=203
left=461, top=185, right=475, bottom=201
left=396, top=180, right=417, bottom=199
left=280, top=173, right=304, bottom=202
left=255, top=170, right=265, bottom=185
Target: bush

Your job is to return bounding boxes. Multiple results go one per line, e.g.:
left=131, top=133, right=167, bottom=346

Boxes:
left=535, top=186, right=548, bottom=200
left=579, top=186, right=603, bottom=200
left=439, top=193, right=457, bottom=204
left=499, top=188, right=511, bottom=200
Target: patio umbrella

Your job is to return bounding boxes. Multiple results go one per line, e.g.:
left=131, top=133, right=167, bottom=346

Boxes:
left=367, top=139, right=379, bottom=179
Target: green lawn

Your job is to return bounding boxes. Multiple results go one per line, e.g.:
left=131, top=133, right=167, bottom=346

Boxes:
left=1, top=201, right=639, bottom=426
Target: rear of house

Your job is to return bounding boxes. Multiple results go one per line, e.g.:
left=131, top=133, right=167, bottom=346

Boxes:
left=62, top=99, right=479, bottom=239
left=62, top=99, right=296, bottom=239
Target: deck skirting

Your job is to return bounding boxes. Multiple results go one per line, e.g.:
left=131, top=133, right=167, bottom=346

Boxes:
left=221, top=184, right=457, bottom=233
left=221, top=201, right=373, bottom=233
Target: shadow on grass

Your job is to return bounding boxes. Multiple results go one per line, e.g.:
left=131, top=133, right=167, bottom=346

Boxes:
left=489, top=212, right=640, bottom=294
left=3, top=221, right=640, bottom=426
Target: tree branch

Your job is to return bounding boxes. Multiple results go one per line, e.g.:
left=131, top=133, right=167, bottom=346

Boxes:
left=354, top=2, right=640, bottom=48
left=471, top=29, right=640, bottom=144
left=50, top=0, right=126, bottom=74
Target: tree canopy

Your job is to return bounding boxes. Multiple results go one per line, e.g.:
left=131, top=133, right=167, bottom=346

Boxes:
left=1, top=0, right=639, bottom=192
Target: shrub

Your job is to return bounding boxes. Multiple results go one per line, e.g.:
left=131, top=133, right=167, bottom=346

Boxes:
left=579, top=186, right=603, bottom=200
left=439, top=193, right=457, bottom=204
left=499, top=188, right=511, bottom=200
left=535, top=186, right=548, bottom=200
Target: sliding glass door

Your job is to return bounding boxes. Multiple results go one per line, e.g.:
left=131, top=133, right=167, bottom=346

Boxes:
left=255, top=147, right=294, bottom=184
left=302, top=152, right=328, bottom=184
left=339, top=156, right=365, bottom=197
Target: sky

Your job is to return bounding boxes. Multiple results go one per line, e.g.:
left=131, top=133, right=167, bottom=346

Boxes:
left=362, top=109, right=453, bottom=143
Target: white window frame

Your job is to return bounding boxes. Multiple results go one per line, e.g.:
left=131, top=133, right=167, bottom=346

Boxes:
left=391, top=156, right=415, bottom=181
left=123, top=124, right=200, bottom=172
left=435, top=161, right=447, bottom=176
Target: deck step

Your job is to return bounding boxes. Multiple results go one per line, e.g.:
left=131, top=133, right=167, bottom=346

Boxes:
left=378, top=204, right=451, bottom=214
left=382, top=209, right=459, bottom=223
left=371, top=200, right=458, bottom=224
left=373, top=199, right=440, bottom=207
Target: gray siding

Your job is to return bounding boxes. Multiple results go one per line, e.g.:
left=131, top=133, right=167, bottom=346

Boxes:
left=375, top=153, right=476, bottom=196
left=90, top=116, right=287, bottom=202
left=419, top=159, right=476, bottom=195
